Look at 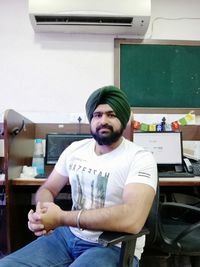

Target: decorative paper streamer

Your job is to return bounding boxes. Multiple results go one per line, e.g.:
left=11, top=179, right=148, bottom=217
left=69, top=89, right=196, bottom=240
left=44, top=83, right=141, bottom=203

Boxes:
left=149, top=124, right=156, bottom=131
left=156, top=124, right=163, bottom=132
left=171, top=121, right=180, bottom=130
left=132, top=112, right=195, bottom=132
left=165, top=124, right=172, bottom=131
left=140, top=123, right=149, bottom=132
left=179, top=117, right=187, bottom=126
left=132, top=120, right=140, bottom=130
left=185, top=113, right=195, bottom=122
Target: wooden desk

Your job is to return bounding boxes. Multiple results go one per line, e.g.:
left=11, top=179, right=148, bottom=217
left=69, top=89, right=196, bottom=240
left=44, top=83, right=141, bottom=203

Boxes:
left=159, top=177, right=200, bottom=186
left=11, top=177, right=200, bottom=187
left=11, top=178, right=46, bottom=186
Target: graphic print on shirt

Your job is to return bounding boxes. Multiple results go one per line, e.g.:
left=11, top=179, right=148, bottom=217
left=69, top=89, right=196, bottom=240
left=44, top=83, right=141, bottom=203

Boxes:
left=69, top=162, right=110, bottom=210
left=76, top=175, right=86, bottom=209
left=94, top=172, right=109, bottom=208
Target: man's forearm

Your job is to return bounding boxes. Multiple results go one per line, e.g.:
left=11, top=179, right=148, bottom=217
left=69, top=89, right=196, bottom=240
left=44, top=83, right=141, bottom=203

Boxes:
left=35, top=187, right=54, bottom=204
left=61, top=204, right=141, bottom=234
left=60, top=185, right=155, bottom=234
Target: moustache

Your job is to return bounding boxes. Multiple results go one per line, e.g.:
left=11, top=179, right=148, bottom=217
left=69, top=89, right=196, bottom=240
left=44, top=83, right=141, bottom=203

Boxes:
left=96, top=124, right=113, bottom=132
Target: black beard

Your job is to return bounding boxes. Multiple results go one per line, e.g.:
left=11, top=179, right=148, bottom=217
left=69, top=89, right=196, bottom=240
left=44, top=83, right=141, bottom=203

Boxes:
left=91, top=124, right=124, bottom=145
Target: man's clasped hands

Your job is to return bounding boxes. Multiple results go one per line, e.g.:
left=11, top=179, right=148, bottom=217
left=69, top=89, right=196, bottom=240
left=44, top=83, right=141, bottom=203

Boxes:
left=28, top=202, right=63, bottom=236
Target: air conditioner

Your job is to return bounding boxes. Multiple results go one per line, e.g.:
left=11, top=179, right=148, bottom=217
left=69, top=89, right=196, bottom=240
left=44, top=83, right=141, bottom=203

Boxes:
left=29, top=0, right=151, bottom=36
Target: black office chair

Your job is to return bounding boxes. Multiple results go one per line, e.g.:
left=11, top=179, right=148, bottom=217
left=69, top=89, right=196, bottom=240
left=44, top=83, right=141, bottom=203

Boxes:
left=98, top=185, right=160, bottom=267
left=155, top=201, right=200, bottom=267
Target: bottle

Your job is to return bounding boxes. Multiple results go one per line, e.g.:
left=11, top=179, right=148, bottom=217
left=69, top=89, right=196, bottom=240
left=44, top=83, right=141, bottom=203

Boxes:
left=32, top=138, right=45, bottom=176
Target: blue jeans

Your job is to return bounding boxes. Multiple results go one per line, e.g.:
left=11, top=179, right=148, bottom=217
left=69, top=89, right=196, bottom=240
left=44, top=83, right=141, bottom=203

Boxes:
left=0, top=227, right=139, bottom=267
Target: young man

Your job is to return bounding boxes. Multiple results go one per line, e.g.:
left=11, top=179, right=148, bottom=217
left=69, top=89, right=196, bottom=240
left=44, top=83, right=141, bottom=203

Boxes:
left=0, top=85, right=157, bottom=267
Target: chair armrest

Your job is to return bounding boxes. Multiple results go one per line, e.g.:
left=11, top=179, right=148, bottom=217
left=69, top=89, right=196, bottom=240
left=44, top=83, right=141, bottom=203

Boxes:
left=98, top=228, right=149, bottom=267
left=98, top=228, right=149, bottom=247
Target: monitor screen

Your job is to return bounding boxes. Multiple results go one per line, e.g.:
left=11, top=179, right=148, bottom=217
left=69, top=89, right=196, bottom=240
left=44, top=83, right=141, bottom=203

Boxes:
left=45, top=133, right=92, bottom=165
left=133, top=132, right=183, bottom=166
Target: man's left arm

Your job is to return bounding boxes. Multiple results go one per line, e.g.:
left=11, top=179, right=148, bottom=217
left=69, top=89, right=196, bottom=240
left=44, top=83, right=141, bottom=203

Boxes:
left=40, top=183, right=155, bottom=234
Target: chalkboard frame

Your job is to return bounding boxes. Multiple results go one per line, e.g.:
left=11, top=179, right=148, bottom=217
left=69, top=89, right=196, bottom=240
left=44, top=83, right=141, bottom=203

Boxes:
left=114, top=39, right=200, bottom=108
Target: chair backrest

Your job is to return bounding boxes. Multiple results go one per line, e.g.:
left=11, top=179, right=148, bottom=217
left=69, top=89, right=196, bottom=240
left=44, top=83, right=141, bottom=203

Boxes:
left=144, top=182, right=160, bottom=247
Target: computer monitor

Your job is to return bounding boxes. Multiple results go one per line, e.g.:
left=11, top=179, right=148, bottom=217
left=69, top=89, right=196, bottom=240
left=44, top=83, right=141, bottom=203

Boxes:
left=133, top=131, right=183, bottom=169
left=45, top=133, right=92, bottom=165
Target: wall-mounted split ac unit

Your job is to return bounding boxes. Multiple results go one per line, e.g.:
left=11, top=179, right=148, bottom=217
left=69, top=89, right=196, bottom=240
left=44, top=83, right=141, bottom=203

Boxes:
left=29, top=0, right=151, bottom=36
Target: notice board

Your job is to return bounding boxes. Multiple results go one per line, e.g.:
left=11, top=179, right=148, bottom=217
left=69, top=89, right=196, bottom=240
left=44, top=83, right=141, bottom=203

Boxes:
left=114, top=39, right=200, bottom=107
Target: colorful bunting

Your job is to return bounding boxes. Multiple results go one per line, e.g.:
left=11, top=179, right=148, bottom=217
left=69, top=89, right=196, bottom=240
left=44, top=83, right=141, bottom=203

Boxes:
left=165, top=124, right=172, bottom=131
left=149, top=124, right=156, bottom=131
left=185, top=112, right=195, bottom=122
left=132, top=120, right=140, bottom=130
left=179, top=117, right=187, bottom=126
left=140, top=123, right=149, bottom=131
left=156, top=124, right=163, bottom=132
left=132, top=112, right=195, bottom=132
left=171, top=121, right=180, bottom=130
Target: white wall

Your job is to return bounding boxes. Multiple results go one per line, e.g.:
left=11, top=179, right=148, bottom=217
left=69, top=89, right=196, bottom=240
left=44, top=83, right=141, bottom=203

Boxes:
left=0, top=0, right=200, bottom=123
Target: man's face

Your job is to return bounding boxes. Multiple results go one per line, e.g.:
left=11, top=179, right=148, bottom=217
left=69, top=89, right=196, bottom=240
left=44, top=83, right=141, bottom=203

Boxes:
left=90, top=104, right=123, bottom=145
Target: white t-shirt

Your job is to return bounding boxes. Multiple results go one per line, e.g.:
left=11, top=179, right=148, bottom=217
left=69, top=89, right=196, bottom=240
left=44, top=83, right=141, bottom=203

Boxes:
left=55, top=137, right=157, bottom=260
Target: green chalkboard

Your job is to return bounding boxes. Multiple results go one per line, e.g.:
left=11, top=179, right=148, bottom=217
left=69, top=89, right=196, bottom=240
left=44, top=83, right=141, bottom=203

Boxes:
left=115, top=40, right=200, bottom=107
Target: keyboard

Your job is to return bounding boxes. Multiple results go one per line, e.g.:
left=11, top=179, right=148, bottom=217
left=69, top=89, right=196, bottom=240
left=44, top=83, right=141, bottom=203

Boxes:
left=159, top=171, right=194, bottom=178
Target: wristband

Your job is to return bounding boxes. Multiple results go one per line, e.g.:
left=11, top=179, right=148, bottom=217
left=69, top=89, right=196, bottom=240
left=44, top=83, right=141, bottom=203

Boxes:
left=76, top=209, right=84, bottom=231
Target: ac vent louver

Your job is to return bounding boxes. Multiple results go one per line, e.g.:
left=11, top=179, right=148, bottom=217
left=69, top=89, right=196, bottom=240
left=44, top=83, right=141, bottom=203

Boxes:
left=35, top=16, right=134, bottom=27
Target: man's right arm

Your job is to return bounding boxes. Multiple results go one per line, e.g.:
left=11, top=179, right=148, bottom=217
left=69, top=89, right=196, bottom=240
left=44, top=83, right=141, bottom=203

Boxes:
left=35, top=168, right=69, bottom=203
left=28, top=169, right=69, bottom=236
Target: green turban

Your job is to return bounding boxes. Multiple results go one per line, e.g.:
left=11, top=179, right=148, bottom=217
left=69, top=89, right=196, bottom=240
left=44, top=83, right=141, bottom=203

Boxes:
left=85, top=85, right=131, bottom=129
